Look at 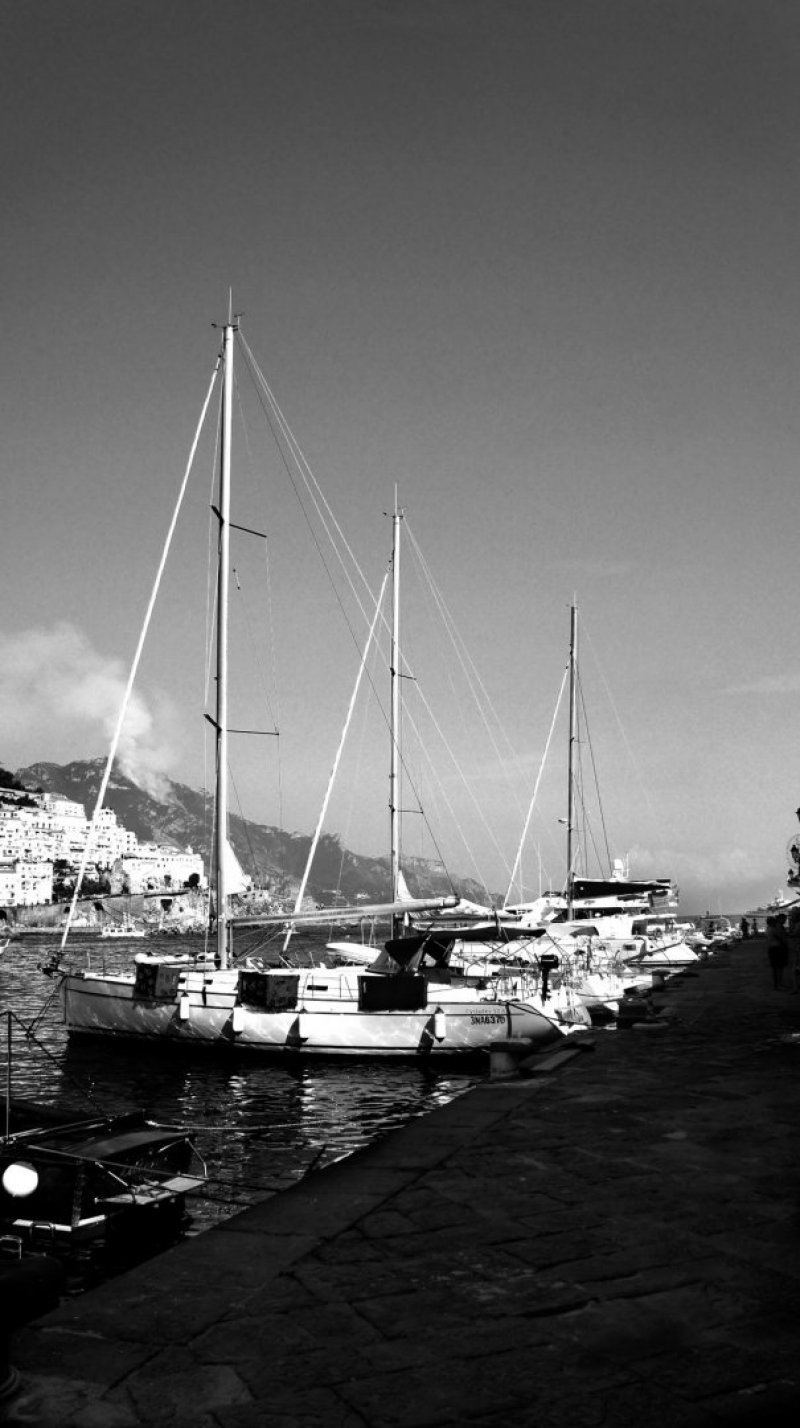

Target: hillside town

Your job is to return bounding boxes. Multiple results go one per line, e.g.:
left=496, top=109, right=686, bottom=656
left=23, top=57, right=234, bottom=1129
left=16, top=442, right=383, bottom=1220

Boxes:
left=0, top=781, right=206, bottom=907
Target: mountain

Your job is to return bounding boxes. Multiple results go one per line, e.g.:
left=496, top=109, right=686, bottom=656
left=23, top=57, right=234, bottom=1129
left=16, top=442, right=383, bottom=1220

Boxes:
left=16, top=759, right=493, bottom=907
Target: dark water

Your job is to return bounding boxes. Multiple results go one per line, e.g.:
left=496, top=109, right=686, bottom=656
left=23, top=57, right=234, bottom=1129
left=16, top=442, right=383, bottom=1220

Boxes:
left=0, top=934, right=474, bottom=1238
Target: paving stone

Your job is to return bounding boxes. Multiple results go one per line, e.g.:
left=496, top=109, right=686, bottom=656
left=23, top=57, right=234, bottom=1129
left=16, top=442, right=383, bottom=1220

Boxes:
left=315, top=1228, right=384, bottom=1265
left=236, top=1342, right=367, bottom=1396
left=355, top=1286, right=488, bottom=1340
left=105, top=1349, right=254, bottom=1423
left=219, top=1188, right=385, bottom=1237
left=357, top=1208, right=420, bottom=1238
left=553, top=1257, right=722, bottom=1299
left=8, top=1327, right=155, bottom=1381
left=0, top=1377, right=112, bottom=1428
left=189, top=1310, right=317, bottom=1363
left=634, top=1336, right=800, bottom=1401
left=212, top=1385, right=359, bottom=1426
left=393, top=1195, right=477, bottom=1233
left=296, top=1300, right=384, bottom=1347
left=703, top=1229, right=800, bottom=1277
left=594, top=1380, right=711, bottom=1426
left=497, top=1228, right=605, bottom=1269
left=337, top=1350, right=538, bottom=1427
left=699, top=1380, right=800, bottom=1425
left=292, top=1258, right=417, bottom=1303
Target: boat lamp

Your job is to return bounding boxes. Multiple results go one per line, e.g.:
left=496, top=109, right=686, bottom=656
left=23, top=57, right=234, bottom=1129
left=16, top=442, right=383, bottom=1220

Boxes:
left=2, top=1161, right=39, bottom=1198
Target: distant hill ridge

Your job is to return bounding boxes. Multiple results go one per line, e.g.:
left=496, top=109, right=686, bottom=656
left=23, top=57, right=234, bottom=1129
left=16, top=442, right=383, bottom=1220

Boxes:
left=15, top=759, right=491, bottom=907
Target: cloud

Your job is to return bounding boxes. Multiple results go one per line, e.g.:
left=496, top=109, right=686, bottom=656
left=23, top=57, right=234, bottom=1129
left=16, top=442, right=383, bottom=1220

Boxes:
left=0, top=621, right=178, bottom=797
left=627, top=842, right=783, bottom=910
left=722, top=672, right=800, bottom=695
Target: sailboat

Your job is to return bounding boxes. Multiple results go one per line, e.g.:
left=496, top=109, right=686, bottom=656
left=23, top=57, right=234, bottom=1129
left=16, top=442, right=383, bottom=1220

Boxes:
left=527, top=604, right=696, bottom=991
left=54, top=318, right=568, bottom=1057
left=415, top=602, right=694, bottom=1016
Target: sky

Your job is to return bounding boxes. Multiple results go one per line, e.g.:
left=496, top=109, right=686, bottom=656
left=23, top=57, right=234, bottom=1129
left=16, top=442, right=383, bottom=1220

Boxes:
left=1, top=0, right=799, bottom=913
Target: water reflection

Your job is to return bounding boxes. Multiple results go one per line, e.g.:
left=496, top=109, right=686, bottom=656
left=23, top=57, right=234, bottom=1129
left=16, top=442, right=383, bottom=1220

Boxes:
left=1, top=936, right=474, bottom=1234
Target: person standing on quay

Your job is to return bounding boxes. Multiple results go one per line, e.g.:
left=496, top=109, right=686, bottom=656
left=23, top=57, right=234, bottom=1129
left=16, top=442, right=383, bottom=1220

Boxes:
left=765, top=915, right=789, bottom=990
left=787, top=905, right=800, bottom=993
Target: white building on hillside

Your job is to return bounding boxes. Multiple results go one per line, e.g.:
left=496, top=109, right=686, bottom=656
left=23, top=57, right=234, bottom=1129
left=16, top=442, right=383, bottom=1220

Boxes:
left=0, top=858, right=54, bottom=906
left=86, top=807, right=139, bottom=867
left=112, top=843, right=206, bottom=895
left=0, top=786, right=205, bottom=901
left=38, top=794, right=90, bottom=859
left=0, top=792, right=88, bottom=864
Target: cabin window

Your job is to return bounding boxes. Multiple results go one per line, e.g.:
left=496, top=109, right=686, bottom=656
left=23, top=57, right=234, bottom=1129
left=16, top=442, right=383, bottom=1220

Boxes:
left=358, top=974, right=427, bottom=1012
left=238, top=971, right=299, bottom=1011
left=134, top=964, right=182, bottom=1000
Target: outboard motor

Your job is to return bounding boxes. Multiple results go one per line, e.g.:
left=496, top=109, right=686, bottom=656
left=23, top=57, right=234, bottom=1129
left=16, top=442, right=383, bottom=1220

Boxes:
left=539, top=951, right=560, bottom=1002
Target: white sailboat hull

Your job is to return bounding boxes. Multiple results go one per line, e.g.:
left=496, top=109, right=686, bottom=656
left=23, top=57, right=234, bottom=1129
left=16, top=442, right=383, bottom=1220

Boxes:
left=60, top=965, right=567, bottom=1057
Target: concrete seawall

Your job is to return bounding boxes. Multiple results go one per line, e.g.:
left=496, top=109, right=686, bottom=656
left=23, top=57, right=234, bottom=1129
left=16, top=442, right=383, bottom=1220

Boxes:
left=4, top=937, right=800, bottom=1427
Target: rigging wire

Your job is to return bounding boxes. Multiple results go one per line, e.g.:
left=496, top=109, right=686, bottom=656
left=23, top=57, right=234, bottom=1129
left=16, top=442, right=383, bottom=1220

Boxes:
left=237, top=335, right=376, bottom=656
left=236, top=332, right=514, bottom=900
left=284, top=572, right=389, bottom=950
left=237, top=336, right=414, bottom=895
left=55, top=354, right=222, bottom=962
left=332, top=649, right=377, bottom=903
left=405, top=521, right=529, bottom=820
left=505, top=663, right=569, bottom=905
left=231, top=567, right=280, bottom=735
left=239, top=333, right=501, bottom=898
left=579, top=618, right=661, bottom=833
left=3, top=1006, right=109, bottom=1115
left=395, top=652, right=511, bottom=889
left=576, top=668, right=613, bottom=875
left=230, top=364, right=283, bottom=799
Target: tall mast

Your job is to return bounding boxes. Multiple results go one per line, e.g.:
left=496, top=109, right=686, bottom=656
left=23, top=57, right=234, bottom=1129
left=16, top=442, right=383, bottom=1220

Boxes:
left=566, top=600, right=577, bottom=918
left=215, top=319, right=235, bottom=969
left=390, top=492, right=402, bottom=939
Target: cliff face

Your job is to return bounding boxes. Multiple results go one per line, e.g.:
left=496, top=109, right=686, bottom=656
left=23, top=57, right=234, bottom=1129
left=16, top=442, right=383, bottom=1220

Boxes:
left=16, top=759, right=493, bottom=906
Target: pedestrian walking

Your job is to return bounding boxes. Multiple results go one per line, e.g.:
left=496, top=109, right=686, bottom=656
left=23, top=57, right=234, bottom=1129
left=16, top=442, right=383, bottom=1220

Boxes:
left=765, top=914, right=789, bottom=990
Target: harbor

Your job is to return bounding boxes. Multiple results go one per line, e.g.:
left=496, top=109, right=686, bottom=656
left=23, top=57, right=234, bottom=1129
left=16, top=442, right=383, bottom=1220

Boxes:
left=4, top=934, right=800, bottom=1426
left=3, top=5, right=800, bottom=1425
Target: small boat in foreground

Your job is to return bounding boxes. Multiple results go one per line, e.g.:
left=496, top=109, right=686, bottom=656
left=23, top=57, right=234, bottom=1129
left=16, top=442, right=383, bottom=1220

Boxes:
left=1, top=1100, right=205, bottom=1257
left=1, top=1003, right=206, bottom=1264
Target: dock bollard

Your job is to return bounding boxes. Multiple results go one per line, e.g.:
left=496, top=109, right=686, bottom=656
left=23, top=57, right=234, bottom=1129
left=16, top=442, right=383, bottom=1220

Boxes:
left=616, top=992, right=655, bottom=1027
left=489, top=1037, right=536, bottom=1080
left=0, top=1252, right=65, bottom=1401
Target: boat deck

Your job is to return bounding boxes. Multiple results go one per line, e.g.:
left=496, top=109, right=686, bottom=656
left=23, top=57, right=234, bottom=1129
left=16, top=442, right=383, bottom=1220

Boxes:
left=5, top=936, right=800, bottom=1427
